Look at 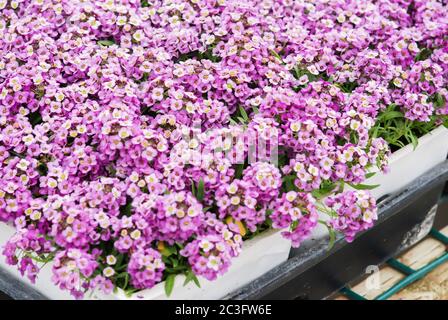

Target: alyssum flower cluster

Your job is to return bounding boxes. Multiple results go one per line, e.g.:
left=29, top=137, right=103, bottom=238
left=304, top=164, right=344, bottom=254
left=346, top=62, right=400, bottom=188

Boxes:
left=0, top=0, right=447, bottom=298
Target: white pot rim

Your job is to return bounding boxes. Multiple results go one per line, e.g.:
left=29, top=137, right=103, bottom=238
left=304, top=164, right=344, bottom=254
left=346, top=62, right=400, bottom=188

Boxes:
left=388, top=125, right=448, bottom=162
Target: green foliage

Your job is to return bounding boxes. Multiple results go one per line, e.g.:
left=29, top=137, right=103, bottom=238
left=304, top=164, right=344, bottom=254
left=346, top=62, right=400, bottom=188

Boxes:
left=348, top=182, right=380, bottom=190
left=176, top=48, right=221, bottom=63
left=365, top=172, right=376, bottom=179
left=292, top=66, right=321, bottom=84
left=371, top=103, right=439, bottom=151
left=120, top=197, right=133, bottom=216
left=242, top=222, right=270, bottom=241
left=37, top=162, right=48, bottom=176
left=328, top=226, right=336, bottom=251
left=165, top=274, right=176, bottom=297
left=335, top=81, right=358, bottom=93
left=97, top=39, right=115, bottom=47
left=136, top=72, right=149, bottom=83
left=28, top=110, right=42, bottom=127
left=311, top=181, right=337, bottom=200
left=282, top=174, right=297, bottom=192
left=415, top=48, right=432, bottom=61
left=252, top=106, right=260, bottom=114
left=124, top=288, right=139, bottom=297
left=270, top=49, right=284, bottom=63
left=24, top=251, right=55, bottom=264
left=159, top=244, right=177, bottom=258
left=234, top=163, right=245, bottom=179
left=184, top=269, right=201, bottom=288
left=116, top=272, right=130, bottom=291
left=9, top=150, right=25, bottom=159
left=230, top=106, right=251, bottom=125
left=318, top=220, right=337, bottom=251
left=196, top=179, right=205, bottom=202
left=239, top=106, right=249, bottom=122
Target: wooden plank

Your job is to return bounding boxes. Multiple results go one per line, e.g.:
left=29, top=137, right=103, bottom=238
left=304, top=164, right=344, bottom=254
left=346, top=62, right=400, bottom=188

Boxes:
left=390, top=262, right=448, bottom=300
left=441, top=225, right=448, bottom=236
left=426, top=261, right=448, bottom=283
left=350, top=266, right=404, bottom=300
left=390, top=291, right=438, bottom=300
left=397, top=238, right=445, bottom=270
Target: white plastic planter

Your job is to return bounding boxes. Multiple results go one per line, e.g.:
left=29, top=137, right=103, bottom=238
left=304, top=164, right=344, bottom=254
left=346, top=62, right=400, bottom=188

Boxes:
left=310, top=126, right=448, bottom=240
left=365, top=126, right=448, bottom=199
left=0, top=224, right=290, bottom=300
left=0, top=223, right=74, bottom=300
left=103, top=229, right=290, bottom=300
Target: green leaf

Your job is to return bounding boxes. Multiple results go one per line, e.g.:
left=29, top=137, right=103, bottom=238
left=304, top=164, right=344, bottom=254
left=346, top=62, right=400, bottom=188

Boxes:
left=265, top=217, right=273, bottom=228
left=328, top=227, right=336, bottom=251
left=28, top=111, right=43, bottom=127
left=192, top=274, right=201, bottom=288
left=124, top=288, right=139, bottom=297
left=237, top=116, right=246, bottom=124
left=191, top=179, right=196, bottom=197
left=24, top=252, right=55, bottom=264
left=415, top=48, right=432, bottom=61
left=371, top=125, right=380, bottom=139
left=170, top=257, right=179, bottom=268
left=124, top=273, right=129, bottom=288
left=184, top=271, right=194, bottom=286
left=115, top=272, right=128, bottom=279
left=184, top=269, right=201, bottom=288
left=291, top=220, right=299, bottom=230
left=239, top=106, right=249, bottom=122
left=98, top=40, right=115, bottom=46
left=165, top=274, right=176, bottom=297
left=34, top=86, right=45, bottom=99
left=365, top=172, right=376, bottom=179
left=387, top=103, right=397, bottom=109
left=380, top=111, right=404, bottom=122
left=311, top=182, right=336, bottom=199
left=282, top=174, right=296, bottom=192
left=434, top=92, right=445, bottom=108
left=137, top=72, right=149, bottom=83
left=175, top=242, right=185, bottom=250
left=116, top=264, right=128, bottom=272
left=270, top=50, right=283, bottom=62
left=406, top=131, right=419, bottom=150
left=115, top=254, right=124, bottom=268
left=160, top=245, right=177, bottom=257
left=234, top=163, right=244, bottom=179
left=318, top=220, right=337, bottom=251
left=196, top=179, right=205, bottom=202
left=311, top=190, right=324, bottom=198
left=166, top=265, right=188, bottom=273
left=348, top=183, right=380, bottom=190
left=120, top=199, right=133, bottom=216
left=10, top=150, right=26, bottom=159
left=229, top=118, right=238, bottom=125
left=282, top=175, right=296, bottom=182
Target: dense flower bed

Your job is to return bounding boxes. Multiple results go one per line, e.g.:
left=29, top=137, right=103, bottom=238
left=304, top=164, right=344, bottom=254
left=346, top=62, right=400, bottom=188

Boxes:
left=0, top=0, right=447, bottom=298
